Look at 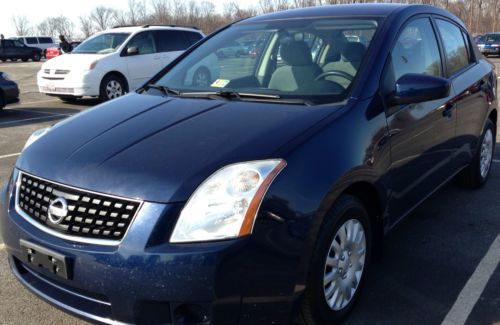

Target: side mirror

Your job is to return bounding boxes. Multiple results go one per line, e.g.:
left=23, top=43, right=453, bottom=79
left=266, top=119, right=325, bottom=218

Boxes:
left=127, top=46, right=139, bottom=56
left=387, top=73, right=450, bottom=106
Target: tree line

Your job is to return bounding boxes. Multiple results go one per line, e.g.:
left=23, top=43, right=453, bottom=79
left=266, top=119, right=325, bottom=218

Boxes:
left=10, top=0, right=500, bottom=40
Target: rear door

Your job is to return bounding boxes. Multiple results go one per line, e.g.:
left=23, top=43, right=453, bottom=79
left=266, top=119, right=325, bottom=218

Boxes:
left=384, top=17, right=457, bottom=223
left=434, top=18, right=491, bottom=169
left=123, top=31, right=162, bottom=89
left=153, top=30, right=191, bottom=67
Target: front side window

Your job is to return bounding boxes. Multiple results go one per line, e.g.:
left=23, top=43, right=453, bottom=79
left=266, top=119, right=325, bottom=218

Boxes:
left=154, top=18, right=380, bottom=104
left=14, top=40, right=25, bottom=47
left=73, top=33, right=130, bottom=54
left=436, top=19, right=470, bottom=76
left=390, top=18, right=442, bottom=83
left=484, top=34, right=500, bottom=42
left=38, top=37, right=53, bottom=44
left=127, top=31, right=156, bottom=55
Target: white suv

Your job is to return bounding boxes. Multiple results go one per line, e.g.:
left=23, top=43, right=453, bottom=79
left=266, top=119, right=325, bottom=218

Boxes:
left=37, top=25, right=207, bottom=102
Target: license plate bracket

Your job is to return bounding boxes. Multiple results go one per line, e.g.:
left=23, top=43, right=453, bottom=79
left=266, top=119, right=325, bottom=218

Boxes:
left=20, top=239, right=71, bottom=280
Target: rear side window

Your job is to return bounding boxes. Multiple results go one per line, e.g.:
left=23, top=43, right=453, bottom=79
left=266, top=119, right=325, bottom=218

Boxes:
left=185, top=32, right=203, bottom=45
left=26, top=37, right=38, bottom=44
left=155, top=30, right=190, bottom=52
left=38, top=37, right=53, bottom=44
left=436, top=20, right=470, bottom=76
left=389, top=18, right=442, bottom=83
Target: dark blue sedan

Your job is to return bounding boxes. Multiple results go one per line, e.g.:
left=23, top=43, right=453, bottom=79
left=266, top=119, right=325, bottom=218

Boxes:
left=0, top=4, right=497, bottom=324
left=0, top=72, right=19, bottom=109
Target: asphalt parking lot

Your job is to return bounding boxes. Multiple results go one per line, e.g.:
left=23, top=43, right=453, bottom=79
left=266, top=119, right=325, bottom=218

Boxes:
left=0, top=60, right=499, bottom=325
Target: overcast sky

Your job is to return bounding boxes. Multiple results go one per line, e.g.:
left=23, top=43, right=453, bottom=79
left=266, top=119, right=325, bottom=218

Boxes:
left=0, top=0, right=242, bottom=38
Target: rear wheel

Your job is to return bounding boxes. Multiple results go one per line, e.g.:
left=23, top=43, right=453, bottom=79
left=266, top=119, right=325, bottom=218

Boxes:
left=32, top=52, right=41, bottom=62
left=99, top=74, right=127, bottom=102
left=456, top=119, right=495, bottom=188
left=296, top=195, right=372, bottom=324
left=21, top=58, right=28, bottom=62
left=0, top=91, right=5, bottom=109
left=193, top=67, right=211, bottom=87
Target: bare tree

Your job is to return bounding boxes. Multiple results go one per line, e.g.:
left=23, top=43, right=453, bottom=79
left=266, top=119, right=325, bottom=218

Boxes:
left=12, top=15, right=33, bottom=36
left=90, top=6, right=116, bottom=31
left=80, top=16, right=95, bottom=38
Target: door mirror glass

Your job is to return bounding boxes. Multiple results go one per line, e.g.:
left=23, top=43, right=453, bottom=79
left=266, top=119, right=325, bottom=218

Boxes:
left=127, top=46, right=139, bottom=56
left=387, top=73, right=450, bottom=106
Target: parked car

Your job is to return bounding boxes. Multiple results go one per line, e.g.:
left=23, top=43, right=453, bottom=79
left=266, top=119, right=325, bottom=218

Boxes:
left=37, top=25, right=205, bottom=102
left=45, top=42, right=82, bottom=60
left=1, top=4, right=496, bottom=324
left=216, top=41, right=247, bottom=57
left=0, top=39, right=42, bottom=62
left=0, top=72, right=19, bottom=109
left=11, top=36, right=58, bottom=57
left=476, top=33, right=500, bottom=56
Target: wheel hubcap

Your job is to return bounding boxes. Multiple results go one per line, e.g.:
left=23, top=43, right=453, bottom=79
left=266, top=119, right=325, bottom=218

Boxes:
left=323, top=219, right=366, bottom=311
left=194, top=71, right=209, bottom=87
left=480, top=129, right=494, bottom=178
left=106, top=80, right=123, bottom=99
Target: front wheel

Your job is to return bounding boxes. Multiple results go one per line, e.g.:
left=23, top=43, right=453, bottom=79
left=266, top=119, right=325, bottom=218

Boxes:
left=456, top=119, right=495, bottom=188
left=296, top=195, right=372, bottom=324
left=99, top=74, right=127, bottom=102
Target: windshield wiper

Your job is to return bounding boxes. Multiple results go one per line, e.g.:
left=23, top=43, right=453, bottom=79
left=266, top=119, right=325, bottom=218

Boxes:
left=145, top=83, right=181, bottom=96
left=180, top=91, right=314, bottom=105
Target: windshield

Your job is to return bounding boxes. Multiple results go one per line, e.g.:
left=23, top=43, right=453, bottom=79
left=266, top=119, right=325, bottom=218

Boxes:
left=154, top=18, right=379, bottom=104
left=73, top=33, right=130, bottom=54
left=485, top=34, right=500, bottom=42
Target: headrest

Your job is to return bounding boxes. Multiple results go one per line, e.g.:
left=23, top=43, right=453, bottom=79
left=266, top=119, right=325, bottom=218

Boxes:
left=342, top=42, right=366, bottom=62
left=280, top=41, right=313, bottom=66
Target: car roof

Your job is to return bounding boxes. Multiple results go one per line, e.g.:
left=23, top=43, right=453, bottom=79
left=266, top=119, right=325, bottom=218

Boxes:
left=242, top=4, right=459, bottom=24
left=109, top=25, right=203, bottom=34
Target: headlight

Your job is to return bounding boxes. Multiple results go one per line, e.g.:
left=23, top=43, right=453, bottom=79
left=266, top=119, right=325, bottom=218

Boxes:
left=23, top=128, right=50, bottom=151
left=170, top=159, right=286, bottom=243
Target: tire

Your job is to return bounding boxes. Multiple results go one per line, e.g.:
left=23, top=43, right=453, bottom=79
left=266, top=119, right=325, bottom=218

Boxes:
left=1, top=58, right=5, bottom=62
left=99, top=74, right=127, bottom=102
left=57, top=96, right=81, bottom=103
left=0, top=91, right=5, bottom=109
left=192, top=67, right=211, bottom=87
left=11, top=58, right=18, bottom=62
left=32, top=52, right=41, bottom=62
left=456, top=119, right=496, bottom=188
left=21, top=58, right=28, bottom=62
left=296, top=195, right=372, bottom=325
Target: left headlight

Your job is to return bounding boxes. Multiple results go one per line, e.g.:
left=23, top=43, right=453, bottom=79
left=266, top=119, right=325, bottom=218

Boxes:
left=170, top=159, right=286, bottom=243
left=23, top=128, right=50, bottom=151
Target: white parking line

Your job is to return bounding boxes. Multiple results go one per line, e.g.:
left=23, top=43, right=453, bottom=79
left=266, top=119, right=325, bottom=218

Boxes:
left=0, top=114, right=67, bottom=127
left=441, top=233, right=500, bottom=325
left=0, top=153, right=20, bottom=159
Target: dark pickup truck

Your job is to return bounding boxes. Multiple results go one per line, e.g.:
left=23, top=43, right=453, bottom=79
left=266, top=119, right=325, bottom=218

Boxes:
left=0, top=39, right=42, bottom=62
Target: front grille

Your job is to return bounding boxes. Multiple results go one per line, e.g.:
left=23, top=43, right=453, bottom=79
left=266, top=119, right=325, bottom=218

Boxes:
left=16, top=172, right=141, bottom=242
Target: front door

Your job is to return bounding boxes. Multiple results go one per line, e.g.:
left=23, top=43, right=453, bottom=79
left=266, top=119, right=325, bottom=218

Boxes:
left=123, top=31, right=163, bottom=90
left=384, top=17, right=457, bottom=224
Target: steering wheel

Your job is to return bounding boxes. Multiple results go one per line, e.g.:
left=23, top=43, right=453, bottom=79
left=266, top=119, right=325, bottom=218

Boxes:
left=315, top=70, right=354, bottom=82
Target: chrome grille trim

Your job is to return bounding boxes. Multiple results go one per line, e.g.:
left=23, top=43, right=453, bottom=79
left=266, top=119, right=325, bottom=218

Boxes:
left=15, top=171, right=144, bottom=246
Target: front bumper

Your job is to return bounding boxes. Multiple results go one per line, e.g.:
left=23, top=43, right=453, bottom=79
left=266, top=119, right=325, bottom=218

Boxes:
left=0, top=173, right=298, bottom=324
left=2, top=82, right=20, bottom=104
left=37, top=69, right=101, bottom=97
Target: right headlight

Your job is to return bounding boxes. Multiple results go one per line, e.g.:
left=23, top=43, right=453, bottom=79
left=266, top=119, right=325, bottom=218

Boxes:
left=170, top=159, right=286, bottom=243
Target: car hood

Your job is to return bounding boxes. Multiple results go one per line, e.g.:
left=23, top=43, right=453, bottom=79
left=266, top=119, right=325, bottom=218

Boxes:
left=41, top=53, right=107, bottom=71
left=17, top=93, right=340, bottom=203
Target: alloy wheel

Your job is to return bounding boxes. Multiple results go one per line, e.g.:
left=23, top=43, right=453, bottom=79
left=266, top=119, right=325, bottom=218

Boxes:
left=106, top=80, right=124, bottom=99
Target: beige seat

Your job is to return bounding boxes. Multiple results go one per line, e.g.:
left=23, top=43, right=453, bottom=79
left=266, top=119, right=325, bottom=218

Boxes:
left=269, top=41, right=322, bottom=92
left=322, top=42, right=366, bottom=88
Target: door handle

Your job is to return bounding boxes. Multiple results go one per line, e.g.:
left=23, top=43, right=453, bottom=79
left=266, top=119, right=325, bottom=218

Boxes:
left=442, top=103, right=454, bottom=118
